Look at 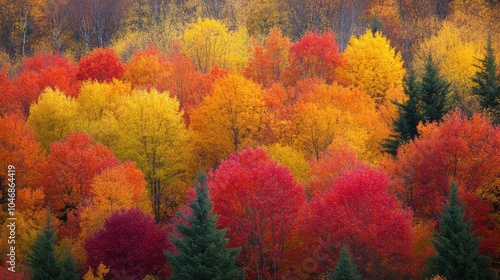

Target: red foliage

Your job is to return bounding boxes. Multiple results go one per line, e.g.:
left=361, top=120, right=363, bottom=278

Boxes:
left=12, top=53, right=79, bottom=115
left=386, top=111, right=500, bottom=259
left=308, top=144, right=367, bottom=197
left=0, top=67, right=17, bottom=115
left=245, top=28, right=290, bottom=88
left=0, top=113, right=46, bottom=192
left=282, top=31, right=344, bottom=85
left=209, top=147, right=306, bottom=279
left=77, top=48, right=125, bottom=83
left=85, top=208, right=170, bottom=279
left=295, top=168, right=413, bottom=279
left=42, top=132, right=119, bottom=225
left=155, top=46, right=212, bottom=124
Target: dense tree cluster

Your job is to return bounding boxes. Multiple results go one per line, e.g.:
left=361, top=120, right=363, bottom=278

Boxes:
left=1, top=0, right=500, bottom=279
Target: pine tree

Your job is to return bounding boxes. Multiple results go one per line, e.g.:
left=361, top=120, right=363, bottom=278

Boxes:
left=28, top=213, right=62, bottom=280
left=472, top=35, right=500, bottom=123
left=382, top=72, right=423, bottom=155
left=330, top=246, right=362, bottom=280
left=426, top=182, right=494, bottom=280
left=58, top=251, right=79, bottom=280
left=420, top=53, right=451, bottom=123
left=166, top=172, right=244, bottom=280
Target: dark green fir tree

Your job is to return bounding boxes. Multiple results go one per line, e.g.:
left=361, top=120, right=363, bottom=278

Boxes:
left=58, top=250, right=79, bottom=280
left=166, top=172, right=244, bottom=280
left=382, top=72, right=422, bottom=155
left=370, top=14, right=383, bottom=35
left=420, top=53, right=451, bottom=123
left=472, top=34, right=500, bottom=123
left=330, top=246, right=362, bottom=280
left=28, top=213, right=62, bottom=280
left=426, top=182, right=494, bottom=280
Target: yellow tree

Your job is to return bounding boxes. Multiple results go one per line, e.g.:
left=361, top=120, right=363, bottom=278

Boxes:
left=292, top=82, right=389, bottom=162
left=414, top=21, right=485, bottom=111
left=182, top=18, right=249, bottom=73
left=338, top=29, right=406, bottom=125
left=264, top=143, right=310, bottom=183
left=190, top=74, right=267, bottom=170
left=27, top=88, right=77, bottom=150
left=74, top=79, right=133, bottom=147
left=114, top=90, right=190, bottom=223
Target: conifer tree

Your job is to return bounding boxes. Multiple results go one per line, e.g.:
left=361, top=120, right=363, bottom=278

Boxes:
left=382, top=72, right=422, bottom=155
left=330, top=246, right=362, bottom=280
left=58, top=251, right=79, bottom=280
left=166, top=172, right=244, bottom=280
left=472, top=35, right=500, bottom=123
left=28, top=213, right=62, bottom=280
left=420, top=53, right=451, bottom=123
left=426, top=182, right=494, bottom=280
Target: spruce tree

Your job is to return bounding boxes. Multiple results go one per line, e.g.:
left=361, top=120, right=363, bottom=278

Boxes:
left=426, top=182, right=494, bottom=280
left=166, top=172, right=244, bottom=280
left=330, top=246, right=362, bottom=280
left=382, top=72, right=422, bottom=155
left=28, top=213, right=62, bottom=280
left=420, top=53, right=451, bottom=123
left=472, top=35, right=500, bottom=123
left=58, top=251, right=79, bottom=280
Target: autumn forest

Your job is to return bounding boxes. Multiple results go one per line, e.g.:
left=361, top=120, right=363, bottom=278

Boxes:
left=0, top=0, right=500, bottom=279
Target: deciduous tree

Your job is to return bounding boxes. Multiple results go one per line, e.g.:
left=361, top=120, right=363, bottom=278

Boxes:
left=209, top=147, right=306, bottom=279
left=114, top=90, right=190, bottom=223
left=182, top=18, right=248, bottom=73
left=41, top=132, right=119, bottom=224
left=76, top=48, right=125, bottom=82
left=85, top=208, right=170, bottom=279
left=337, top=29, right=405, bottom=124
left=296, top=168, right=413, bottom=279
left=386, top=112, right=500, bottom=259
left=282, top=31, right=344, bottom=85
left=190, top=74, right=267, bottom=170
left=27, top=88, right=77, bottom=150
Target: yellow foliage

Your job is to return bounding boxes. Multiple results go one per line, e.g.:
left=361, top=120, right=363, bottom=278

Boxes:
left=27, top=88, right=77, bottom=150
left=339, top=29, right=405, bottom=103
left=414, top=21, right=484, bottom=104
left=264, top=143, right=310, bottom=183
left=190, top=74, right=267, bottom=169
left=292, top=83, right=390, bottom=163
left=183, top=18, right=249, bottom=72
left=114, top=90, right=191, bottom=221
left=83, top=263, right=110, bottom=280
left=338, top=29, right=405, bottom=126
left=74, top=79, right=133, bottom=147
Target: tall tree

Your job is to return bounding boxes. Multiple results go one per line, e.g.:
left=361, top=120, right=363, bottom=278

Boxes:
left=472, top=35, right=500, bottom=123
left=166, top=172, right=244, bottom=280
left=59, top=251, right=79, bottom=280
left=382, top=72, right=422, bottom=155
left=426, top=182, right=494, bottom=280
left=330, top=246, right=362, bottom=280
left=209, top=147, right=306, bottom=279
left=420, top=53, right=451, bottom=123
left=28, top=213, right=62, bottom=280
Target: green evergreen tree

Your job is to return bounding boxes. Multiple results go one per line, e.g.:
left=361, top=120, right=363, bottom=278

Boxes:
left=58, top=251, right=79, bottom=280
left=382, top=72, right=423, bottom=155
left=370, top=14, right=383, bottom=35
left=426, top=182, right=494, bottom=280
left=420, top=53, right=451, bottom=123
left=472, top=35, right=500, bottom=123
left=28, top=213, right=62, bottom=280
left=330, top=246, right=362, bottom=280
left=166, top=172, right=244, bottom=280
